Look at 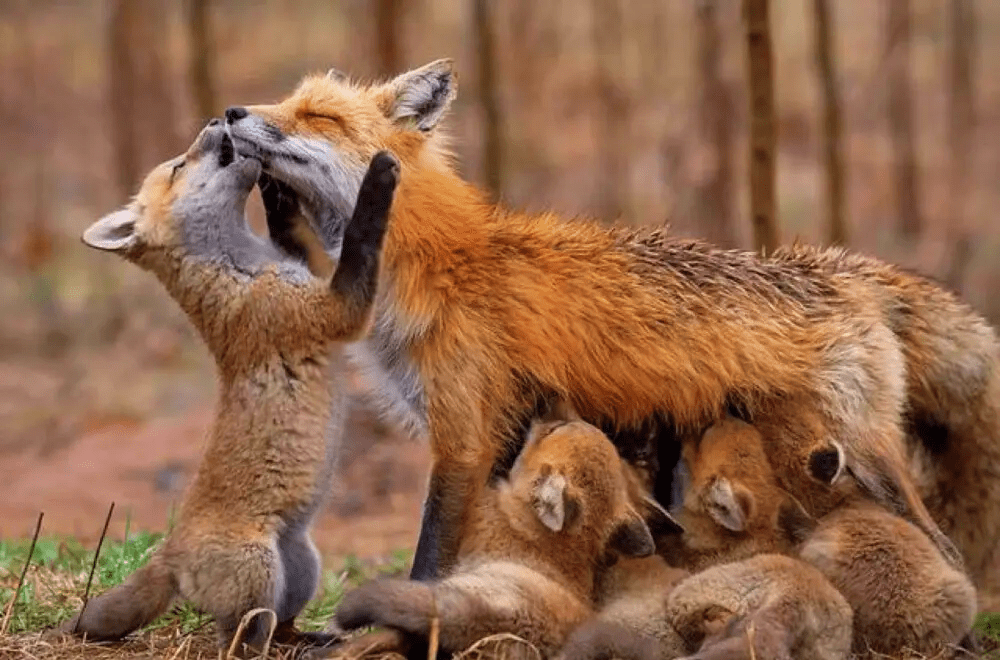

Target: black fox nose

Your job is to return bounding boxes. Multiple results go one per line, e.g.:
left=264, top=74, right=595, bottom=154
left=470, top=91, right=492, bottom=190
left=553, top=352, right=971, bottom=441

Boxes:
left=225, top=106, right=248, bottom=123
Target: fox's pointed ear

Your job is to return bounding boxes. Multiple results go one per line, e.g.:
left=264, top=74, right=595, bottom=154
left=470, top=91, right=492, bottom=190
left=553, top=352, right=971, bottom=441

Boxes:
left=705, top=477, right=753, bottom=533
left=808, top=442, right=845, bottom=486
left=531, top=468, right=581, bottom=532
left=82, top=208, right=138, bottom=252
left=643, top=495, right=686, bottom=535
left=538, top=398, right=583, bottom=424
left=608, top=514, right=655, bottom=558
left=381, top=59, right=457, bottom=132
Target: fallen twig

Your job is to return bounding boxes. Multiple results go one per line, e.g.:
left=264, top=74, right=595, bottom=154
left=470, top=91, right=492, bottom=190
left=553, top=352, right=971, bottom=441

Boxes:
left=73, top=501, right=115, bottom=635
left=0, top=511, right=44, bottom=635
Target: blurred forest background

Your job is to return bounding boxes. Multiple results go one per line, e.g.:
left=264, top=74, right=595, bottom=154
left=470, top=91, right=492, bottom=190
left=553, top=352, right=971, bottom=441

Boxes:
left=2, top=0, right=1000, bottom=553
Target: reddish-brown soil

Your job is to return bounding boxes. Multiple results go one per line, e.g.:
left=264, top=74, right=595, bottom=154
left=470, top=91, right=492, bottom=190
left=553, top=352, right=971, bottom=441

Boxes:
left=0, top=390, right=431, bottom=564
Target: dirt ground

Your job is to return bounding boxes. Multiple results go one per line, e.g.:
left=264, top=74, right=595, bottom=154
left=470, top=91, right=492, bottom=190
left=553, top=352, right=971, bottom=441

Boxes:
left=0, top=381, right=431, bottom=565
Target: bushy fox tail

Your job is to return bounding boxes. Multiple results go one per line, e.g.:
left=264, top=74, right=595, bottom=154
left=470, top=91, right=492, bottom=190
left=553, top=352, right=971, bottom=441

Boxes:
left=61, top=551, right=177, bottom=641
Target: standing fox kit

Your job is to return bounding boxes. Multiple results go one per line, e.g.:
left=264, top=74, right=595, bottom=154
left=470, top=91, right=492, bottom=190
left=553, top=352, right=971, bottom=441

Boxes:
left=60, top=122, right=400, bottom=653
left=670, top=417, right=976, bottom=658
left=226, top=60, right=1000, bottom=591
left=329, top=417, right=662, bottom=658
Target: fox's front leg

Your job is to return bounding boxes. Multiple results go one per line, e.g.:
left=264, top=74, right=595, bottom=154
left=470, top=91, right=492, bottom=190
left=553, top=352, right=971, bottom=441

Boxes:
left=410, top=402, right=496, bottom=580
left=325, top=151, right=399, bottom=338
left=411, top=462, right=467, bottom=580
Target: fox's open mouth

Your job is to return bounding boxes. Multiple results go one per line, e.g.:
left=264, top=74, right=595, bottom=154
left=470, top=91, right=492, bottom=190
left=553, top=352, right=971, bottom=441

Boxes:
left=218, top=133, right=235, bottom=168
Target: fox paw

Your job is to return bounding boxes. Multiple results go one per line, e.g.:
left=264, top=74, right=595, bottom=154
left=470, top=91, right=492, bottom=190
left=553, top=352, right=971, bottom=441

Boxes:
left=351, top=151, right=400, bottom=231
left=333, top=579, right=434, bottom=636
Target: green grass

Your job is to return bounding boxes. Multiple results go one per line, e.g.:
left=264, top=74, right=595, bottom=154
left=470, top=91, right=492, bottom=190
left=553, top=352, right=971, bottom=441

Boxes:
left=0, top=533, right=412, bottom=637
left=975, top=611, right=1000, bottom=655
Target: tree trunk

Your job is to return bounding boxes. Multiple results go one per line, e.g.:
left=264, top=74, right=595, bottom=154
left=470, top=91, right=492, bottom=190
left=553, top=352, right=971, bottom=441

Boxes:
left=187, top=0, right=218, bottom=127
left=108, top=0, right=140, bottom=199
left=743, top=0, right=779, bottom=253
left=886, top=0, right=921, bottom=239
left=695, top=0, right=736, bottom=248
left=813, top=0, right=846, bottom=246
left=140, top=0, right=183, bottom=157
left=473, top=0, right=504, bottom=200
left=591, top=0, right=631, bottom=224
left=944, top=0, right=975, bottom=292
left=375, top=0, right=404, bottom=77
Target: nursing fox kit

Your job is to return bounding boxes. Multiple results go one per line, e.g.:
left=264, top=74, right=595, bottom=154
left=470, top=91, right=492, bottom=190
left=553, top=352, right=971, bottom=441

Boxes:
left=331, top=415, right=663, bottom=658
left=61, top=123, right=399, bottom=653
left=224, top=59, right=1000, bottom=604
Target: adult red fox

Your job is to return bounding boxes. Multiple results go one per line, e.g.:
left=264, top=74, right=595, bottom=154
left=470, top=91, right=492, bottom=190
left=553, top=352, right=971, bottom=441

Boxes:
left=224, top=60, right=991, bottom=592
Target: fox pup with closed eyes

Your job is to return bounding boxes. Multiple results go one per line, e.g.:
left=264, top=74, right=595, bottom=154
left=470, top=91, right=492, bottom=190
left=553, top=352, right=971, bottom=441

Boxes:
left=58, top=122, right=399, bottom=655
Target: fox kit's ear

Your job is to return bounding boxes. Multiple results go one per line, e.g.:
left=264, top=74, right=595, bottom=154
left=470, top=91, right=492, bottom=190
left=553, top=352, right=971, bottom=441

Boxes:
left=382, top=59, right=457, bottom=132
left=705, top=477, right=753, bottom=533
left=608, top=514, right=655, bottom=558
left=531, top=467, right=581, bottom=532
left=808, top=442, right=845, bottom=486
left=538, top=398, right=583, bottom=424
left=642, top=495, right=686, bottom=535
left=776, top=494, right=817, bottom=545
left=83, top=208, right=138, bottom=252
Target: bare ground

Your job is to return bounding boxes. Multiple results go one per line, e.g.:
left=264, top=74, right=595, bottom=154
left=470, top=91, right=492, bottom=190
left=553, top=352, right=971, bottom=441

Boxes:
left=0, top=383, right=431, bottom=564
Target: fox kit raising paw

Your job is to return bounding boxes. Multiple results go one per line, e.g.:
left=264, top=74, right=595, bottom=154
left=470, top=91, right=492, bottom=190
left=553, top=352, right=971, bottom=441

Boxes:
left=60, top=122, right=399, bottom=654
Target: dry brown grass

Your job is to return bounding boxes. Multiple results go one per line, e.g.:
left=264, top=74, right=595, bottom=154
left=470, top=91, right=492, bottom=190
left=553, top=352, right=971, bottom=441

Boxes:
left=1, top=628, right=545, bottom=660
left=5, top=628, right=995, bottom=660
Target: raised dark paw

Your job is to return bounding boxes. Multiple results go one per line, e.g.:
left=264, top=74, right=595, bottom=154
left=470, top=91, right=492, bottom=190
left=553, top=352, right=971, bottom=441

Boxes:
left=349, top=150, right=400, bottom=239
left=331, top=152, right=399, bottom=299
left=368, top=150, right=401, bottom=183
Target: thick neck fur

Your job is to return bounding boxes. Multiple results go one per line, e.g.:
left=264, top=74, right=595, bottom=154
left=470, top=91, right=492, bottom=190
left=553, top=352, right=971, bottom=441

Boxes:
left=130, top=246, right=288, bottom=375
left=133, top=248, right=231, bottom=347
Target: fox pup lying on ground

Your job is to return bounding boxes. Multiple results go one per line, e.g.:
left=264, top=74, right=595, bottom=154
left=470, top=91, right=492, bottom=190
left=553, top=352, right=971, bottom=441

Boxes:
left=59, top=123, right=399, bottom=654
left=225, top=60, right=985, bottom=587
left=662, top=553, right=853, bottom=660
left=666, top=417, right=976, bottom=658
left=559, top=458, right=850, bottom=660
left=327, top=414, right=668, bottom=658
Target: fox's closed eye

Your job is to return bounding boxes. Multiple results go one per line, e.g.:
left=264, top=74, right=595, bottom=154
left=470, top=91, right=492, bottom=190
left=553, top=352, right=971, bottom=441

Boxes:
left=303, top=112, right=343, bottom=126
left=169, top=161, right=186, bottom=183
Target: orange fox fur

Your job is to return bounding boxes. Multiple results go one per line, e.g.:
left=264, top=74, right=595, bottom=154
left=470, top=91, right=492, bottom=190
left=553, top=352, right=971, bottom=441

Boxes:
left=671, top=417, right=977, bottom=658
left=226, top=60, right=976, bottom=587
left=59, top=125, right=399, bottom=654
left=770, top=243, right=1000, bottom=608
left=328, top=416, right=660, bottom=658
left=559, top=553, right=851, bottom=660
left=661, top=417, right=818, bottom=571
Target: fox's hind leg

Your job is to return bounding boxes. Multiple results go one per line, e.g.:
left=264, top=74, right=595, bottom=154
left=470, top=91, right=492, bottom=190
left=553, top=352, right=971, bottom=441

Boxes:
left=184, top=539, right=282, bottom=655
left=271, top=528, right=340, bottom=647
